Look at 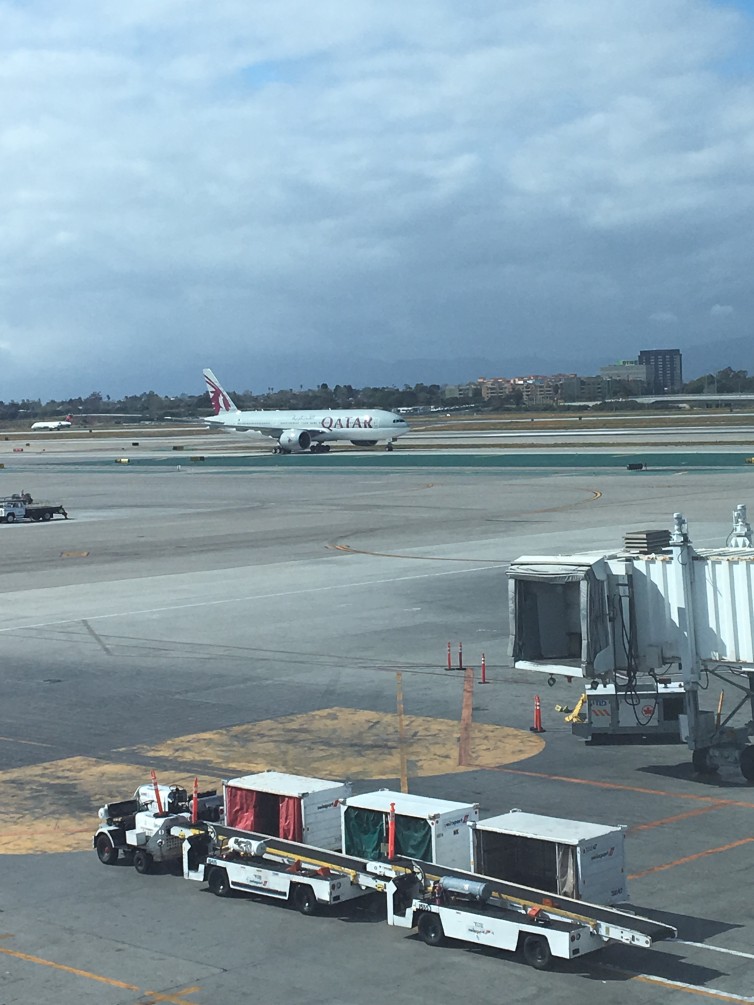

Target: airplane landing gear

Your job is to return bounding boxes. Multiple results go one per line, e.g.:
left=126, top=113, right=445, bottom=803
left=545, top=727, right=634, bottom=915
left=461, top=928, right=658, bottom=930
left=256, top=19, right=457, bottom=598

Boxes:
left=310, top=443, right=331, bottom=454
left=385, top=441, right=394, bottom=452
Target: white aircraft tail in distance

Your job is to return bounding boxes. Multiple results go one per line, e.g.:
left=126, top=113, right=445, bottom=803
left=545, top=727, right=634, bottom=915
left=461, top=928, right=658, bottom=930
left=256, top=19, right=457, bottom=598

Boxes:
left=202, top=369, right=410, bottom=454
left=31, top=414, right=73, bottom=431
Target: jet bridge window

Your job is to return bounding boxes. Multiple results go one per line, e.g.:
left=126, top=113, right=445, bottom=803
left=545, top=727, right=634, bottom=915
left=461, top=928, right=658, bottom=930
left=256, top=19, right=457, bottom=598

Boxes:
left=508, top=561, right=610, bottom=675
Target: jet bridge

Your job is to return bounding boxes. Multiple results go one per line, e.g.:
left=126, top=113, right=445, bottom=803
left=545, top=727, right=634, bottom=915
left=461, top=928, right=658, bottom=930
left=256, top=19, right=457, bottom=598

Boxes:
left=508, top=505, right=754, bottom=779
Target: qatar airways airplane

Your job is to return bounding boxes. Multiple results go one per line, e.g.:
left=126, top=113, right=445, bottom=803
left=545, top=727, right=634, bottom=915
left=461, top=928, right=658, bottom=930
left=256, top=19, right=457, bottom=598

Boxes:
left=202, top=369, right=410, bottom=454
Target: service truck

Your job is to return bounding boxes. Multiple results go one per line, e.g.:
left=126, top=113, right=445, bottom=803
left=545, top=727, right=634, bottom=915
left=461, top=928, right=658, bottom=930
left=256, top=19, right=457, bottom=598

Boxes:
left=0, top=494, right=68, bottom=523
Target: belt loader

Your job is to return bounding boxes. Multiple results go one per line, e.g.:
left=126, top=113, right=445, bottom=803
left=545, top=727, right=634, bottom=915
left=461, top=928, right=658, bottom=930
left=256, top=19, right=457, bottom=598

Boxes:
left=167, top=819, right=675, bottom=969
left=385, top=860, right=675, bottom=970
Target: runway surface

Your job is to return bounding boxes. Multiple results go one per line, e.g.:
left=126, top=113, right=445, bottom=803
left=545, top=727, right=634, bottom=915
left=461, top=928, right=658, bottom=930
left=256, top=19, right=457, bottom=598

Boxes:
left=1, top=436, right=754, bottom=1005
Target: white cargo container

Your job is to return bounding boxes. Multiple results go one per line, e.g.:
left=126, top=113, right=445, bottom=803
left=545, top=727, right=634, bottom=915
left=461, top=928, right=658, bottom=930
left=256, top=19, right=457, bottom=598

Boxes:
left=341, top=789, right=478, bottom=869
left=470, top=810, right=627, bottom=904
left=223, top=771, right=350, bottom=850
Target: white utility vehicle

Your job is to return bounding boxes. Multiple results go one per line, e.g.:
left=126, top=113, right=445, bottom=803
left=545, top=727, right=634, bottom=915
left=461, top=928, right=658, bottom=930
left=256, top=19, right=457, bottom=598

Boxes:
left=180, top=830, right=384, bottom=914
left=94, top=782, right=222, bottom=872
left=385, top=864, right=675, bottom=970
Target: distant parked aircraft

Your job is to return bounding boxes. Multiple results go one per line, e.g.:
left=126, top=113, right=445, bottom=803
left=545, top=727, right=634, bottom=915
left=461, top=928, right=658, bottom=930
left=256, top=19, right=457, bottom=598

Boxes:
left=203, top=369, right=410, bottom=453
left=30, top=415, right=73, bottom=431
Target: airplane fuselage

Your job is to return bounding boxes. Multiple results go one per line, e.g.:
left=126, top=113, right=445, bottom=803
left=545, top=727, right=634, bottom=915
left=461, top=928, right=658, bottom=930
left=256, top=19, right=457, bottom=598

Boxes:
left=205, top=409, right=409, bottom=443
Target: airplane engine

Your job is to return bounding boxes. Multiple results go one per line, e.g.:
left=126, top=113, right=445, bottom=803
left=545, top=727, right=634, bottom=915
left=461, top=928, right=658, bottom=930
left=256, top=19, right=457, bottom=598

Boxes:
left=278, top=429, right=311, bottom=453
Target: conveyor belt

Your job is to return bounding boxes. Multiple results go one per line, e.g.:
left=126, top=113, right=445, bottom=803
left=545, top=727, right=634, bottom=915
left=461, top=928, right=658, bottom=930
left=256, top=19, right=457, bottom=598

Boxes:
left=209, top=823, right=400, bottom=878
left=400, top=857, right=676, bottom=946
left=205, top=823, right=676, bottom=946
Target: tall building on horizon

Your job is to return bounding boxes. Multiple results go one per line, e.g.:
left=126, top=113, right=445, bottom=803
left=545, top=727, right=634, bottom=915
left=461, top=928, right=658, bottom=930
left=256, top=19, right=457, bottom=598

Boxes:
left=638, top=348, right=683, bottom=394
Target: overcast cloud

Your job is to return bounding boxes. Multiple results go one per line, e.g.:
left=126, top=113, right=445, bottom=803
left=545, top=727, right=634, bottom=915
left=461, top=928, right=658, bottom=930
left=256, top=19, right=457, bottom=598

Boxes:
left=2, top=0, right=753, bottom=398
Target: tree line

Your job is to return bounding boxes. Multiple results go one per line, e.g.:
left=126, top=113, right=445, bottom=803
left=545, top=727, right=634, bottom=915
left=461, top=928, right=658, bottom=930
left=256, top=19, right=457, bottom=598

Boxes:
left=1, top=368, right=752, bottom=422
left=0, top=382, right=468, bottom=423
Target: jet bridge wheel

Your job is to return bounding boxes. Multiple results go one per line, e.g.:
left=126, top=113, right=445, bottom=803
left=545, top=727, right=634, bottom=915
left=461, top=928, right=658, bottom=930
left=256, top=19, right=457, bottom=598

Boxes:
left=521, top=934, right=553, bottom=970
left=417, top=913, right=445, bottom=946
left=740, top=745, right=754, bottom=782
left=692, top=747, right=718, bottom=774
left=132, top=849, right=153, bottom=875
left=95, top=834, right=118, bottom=865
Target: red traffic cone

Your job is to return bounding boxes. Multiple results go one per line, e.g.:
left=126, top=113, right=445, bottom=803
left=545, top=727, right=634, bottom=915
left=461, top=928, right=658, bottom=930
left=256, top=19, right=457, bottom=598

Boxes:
left=530, top=694, right=546, bottom=733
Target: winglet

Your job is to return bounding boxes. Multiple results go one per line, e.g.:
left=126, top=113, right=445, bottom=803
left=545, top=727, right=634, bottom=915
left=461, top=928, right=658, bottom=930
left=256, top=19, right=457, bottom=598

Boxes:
left=203, top=369, right=238, bottom=414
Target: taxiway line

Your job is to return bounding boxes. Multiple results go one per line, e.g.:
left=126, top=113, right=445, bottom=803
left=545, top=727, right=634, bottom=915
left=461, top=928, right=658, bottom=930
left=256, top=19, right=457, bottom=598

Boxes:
left=0, top=563, right=499, bottom=634
left=628, top=836, right=754, bottom=880
left=495, top=766, right=754, bottom=809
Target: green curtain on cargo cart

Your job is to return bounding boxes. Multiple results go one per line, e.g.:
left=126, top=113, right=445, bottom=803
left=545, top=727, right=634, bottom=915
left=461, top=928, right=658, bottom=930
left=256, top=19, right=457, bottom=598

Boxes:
left=395, top=815, right=432, bottom=860
left=344, top=808, right=385, bottom=860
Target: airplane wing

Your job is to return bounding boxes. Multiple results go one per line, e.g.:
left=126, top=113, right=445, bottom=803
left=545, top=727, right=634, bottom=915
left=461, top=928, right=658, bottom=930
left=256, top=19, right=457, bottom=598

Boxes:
left=242, top=424, right=325, bottom=440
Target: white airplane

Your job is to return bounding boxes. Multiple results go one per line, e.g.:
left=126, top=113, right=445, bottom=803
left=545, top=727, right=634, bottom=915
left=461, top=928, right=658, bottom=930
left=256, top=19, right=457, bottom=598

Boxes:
left=31, top=414, right=73, bottom=431
left=202, top=369, right=410, bottom=454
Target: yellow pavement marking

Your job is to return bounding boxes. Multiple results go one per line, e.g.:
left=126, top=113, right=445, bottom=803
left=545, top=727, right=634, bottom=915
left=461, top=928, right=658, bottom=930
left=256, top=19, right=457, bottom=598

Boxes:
left=629, top=836, right=754, bottom=880
left=0, top=944, right=141, bottom=991
left=0, top=757, right=218, bottom=855
left=0, top=945, right=203, bottom=1002
left=129, top=707, right=543, bottom=784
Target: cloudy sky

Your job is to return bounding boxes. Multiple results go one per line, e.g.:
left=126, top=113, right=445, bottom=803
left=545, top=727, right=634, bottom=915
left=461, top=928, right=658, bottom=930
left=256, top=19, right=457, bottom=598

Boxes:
left=2, top=0, right=754, bottom=399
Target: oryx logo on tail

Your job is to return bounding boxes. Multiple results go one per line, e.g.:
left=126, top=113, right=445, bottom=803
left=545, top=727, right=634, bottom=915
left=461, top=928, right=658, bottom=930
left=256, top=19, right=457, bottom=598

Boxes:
left=203, top=369, right=236, bottom=414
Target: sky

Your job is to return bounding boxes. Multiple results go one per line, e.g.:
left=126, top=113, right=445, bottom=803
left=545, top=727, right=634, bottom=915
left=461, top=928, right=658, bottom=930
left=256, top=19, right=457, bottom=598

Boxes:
left=2, top=0, right=754, bottom=399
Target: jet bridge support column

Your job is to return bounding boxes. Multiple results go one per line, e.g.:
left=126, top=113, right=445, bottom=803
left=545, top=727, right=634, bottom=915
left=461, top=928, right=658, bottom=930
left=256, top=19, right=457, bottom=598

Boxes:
left=664, top=513, right=753, bottom=777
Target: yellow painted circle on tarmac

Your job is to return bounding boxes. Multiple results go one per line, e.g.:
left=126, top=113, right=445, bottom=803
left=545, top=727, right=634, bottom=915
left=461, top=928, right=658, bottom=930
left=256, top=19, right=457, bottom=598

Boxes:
left=0, top=708, right=543, bottom=854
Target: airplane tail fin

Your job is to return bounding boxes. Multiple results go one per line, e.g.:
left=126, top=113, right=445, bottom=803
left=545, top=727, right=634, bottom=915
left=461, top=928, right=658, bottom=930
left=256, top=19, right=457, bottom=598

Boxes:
left=203, top=369, right=238, bottom=415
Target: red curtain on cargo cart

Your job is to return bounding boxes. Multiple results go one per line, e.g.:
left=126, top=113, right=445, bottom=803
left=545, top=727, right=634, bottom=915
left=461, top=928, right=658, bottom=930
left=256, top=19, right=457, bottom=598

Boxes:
left=225, top=785, right=262, bottom=831
left=278, top=795, right=303, bottom=842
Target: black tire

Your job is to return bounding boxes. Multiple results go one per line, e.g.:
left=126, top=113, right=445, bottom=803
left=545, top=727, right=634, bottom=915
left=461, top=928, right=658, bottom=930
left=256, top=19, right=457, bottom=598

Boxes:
left=41, top=511, right=52, bottom=521
left=522, top=935, right=552, bottom=970
left=417, top=913, right=445, bottom=946
left=292, top=885, right=318, bottom=916
left=95, top=834, right=118, bottom=865
left=132, top=849, right=152, bottom=874
left=740, top=745, right=754, bottom=782
left=5, top=513, right=16, bottom=524
left=692, top=747, right=717, bottom=774
left=208, top=867, right=231, bottom=897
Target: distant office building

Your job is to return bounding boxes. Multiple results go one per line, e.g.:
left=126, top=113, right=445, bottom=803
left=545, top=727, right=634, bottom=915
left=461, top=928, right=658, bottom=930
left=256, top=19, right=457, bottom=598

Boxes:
left=475, top=375, right=569, bottom=404
left=638, top=349, right=683, bottom=394
left=560, top=375, right=608, bottom=402
left=600, top=360, right=649, bottom=386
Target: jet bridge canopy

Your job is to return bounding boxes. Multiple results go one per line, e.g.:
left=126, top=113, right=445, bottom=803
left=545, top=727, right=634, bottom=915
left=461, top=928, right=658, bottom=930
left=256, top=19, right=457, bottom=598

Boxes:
left=508, top=556, right=613, bottom=678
